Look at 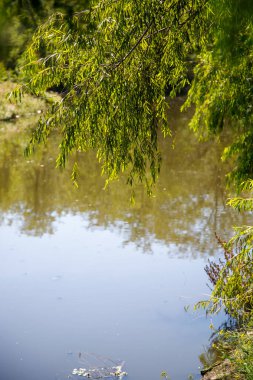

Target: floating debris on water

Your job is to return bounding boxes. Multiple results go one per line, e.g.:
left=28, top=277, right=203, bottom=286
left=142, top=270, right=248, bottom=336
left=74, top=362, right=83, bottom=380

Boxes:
left=72, top=365, right=127, bottom=378
left=71, top=353, right=127, bottom=379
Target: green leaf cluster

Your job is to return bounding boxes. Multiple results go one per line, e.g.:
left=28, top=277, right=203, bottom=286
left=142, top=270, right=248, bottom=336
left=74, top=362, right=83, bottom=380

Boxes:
left=185, top=0, right=253, bottom=186
left=16, top=0, right=208, bottom=188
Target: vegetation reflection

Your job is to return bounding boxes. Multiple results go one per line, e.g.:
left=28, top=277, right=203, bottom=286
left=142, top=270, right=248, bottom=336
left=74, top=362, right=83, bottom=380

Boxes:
left=0, top=94, right=248, bottom=255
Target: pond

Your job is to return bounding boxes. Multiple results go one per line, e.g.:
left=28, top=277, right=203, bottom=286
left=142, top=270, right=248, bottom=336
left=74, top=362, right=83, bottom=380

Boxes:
left=0, top=98, right=247, bottom=380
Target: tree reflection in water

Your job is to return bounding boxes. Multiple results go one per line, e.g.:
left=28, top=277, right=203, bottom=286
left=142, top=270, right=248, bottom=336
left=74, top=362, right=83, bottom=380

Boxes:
left=0, top=99, right=248, bottom=256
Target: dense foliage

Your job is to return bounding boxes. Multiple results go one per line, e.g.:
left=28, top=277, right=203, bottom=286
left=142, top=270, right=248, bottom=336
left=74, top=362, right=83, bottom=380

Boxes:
left=0, top=0, right=90, bottom=69
left=12, top=0, right=252, bottom=189
left=16, top=0, right=204, bottom=188
left=185, top=0, right=253, bottom=186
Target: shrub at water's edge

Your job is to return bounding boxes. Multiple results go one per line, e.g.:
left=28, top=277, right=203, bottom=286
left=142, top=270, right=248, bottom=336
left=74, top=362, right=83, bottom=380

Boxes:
left=196, top=179, right=253, bottom=379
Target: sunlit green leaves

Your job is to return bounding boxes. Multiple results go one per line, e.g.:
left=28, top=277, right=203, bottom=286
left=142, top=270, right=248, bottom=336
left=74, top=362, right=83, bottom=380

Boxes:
left=14, top=0, right=253, bottom=188
left=184, top=0, right=253, bottom=186
left=17, top=0, right=208, bottom=188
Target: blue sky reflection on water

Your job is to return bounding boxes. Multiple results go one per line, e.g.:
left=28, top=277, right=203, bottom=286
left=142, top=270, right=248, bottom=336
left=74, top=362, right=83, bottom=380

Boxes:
left=0, top=213, right=224, bottom=380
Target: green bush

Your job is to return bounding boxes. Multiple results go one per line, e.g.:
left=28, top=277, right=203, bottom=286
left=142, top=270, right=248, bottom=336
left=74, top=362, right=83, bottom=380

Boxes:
left=196, top=179, right=253, bottom=379
left=196, top=180, right=253, bottom=323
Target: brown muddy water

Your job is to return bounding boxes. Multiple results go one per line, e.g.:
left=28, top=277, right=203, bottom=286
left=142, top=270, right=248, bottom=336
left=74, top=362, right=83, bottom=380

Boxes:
left=0, top=99, right=248, bottom=380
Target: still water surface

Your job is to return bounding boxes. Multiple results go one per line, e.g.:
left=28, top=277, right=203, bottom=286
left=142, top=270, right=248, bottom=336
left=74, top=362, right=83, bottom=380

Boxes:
left=0, top=101, right=246, bottom=380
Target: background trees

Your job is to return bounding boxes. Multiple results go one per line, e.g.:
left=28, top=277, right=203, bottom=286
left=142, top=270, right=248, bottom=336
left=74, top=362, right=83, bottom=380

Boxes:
left=0, top=0, right=90, bottom=70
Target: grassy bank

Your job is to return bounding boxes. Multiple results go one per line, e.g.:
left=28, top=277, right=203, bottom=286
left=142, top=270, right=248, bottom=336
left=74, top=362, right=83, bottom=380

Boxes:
left=0, top=80, right=58, bottom=133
